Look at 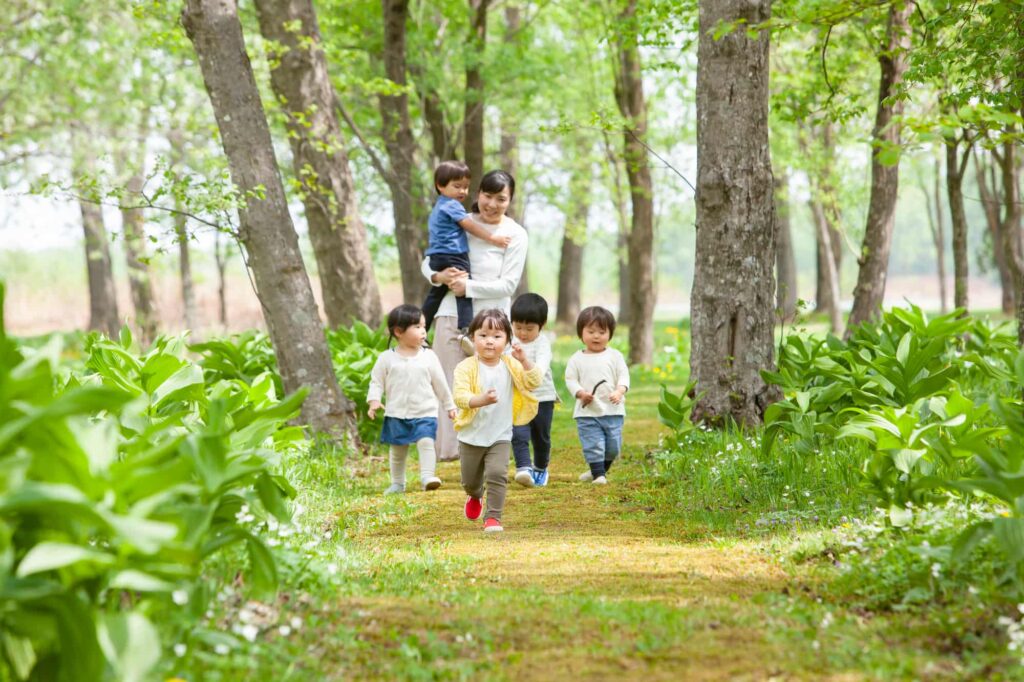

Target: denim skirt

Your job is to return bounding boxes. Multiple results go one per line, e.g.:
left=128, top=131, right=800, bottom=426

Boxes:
left=381, top=417, right=438, bottom=445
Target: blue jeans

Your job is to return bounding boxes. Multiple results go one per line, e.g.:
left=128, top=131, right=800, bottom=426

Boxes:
left=575, top=415, right=624, bottom=465
left=512, top=401, right=554, bottom=470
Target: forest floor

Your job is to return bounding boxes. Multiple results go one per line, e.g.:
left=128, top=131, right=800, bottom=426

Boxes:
left=270, top=374, right=982, bottom=681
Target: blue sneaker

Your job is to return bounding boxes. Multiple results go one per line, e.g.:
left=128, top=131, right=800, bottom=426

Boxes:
left=533, top=468, right=549, bottom=487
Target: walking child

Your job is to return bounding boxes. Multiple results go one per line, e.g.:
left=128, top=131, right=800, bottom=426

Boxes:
left=510, top=293, right=557, bottom=487
left=368, top=304, right=456, bottom=494
left=564, top=306, right=630, bottom=485
left=453, top=309, right=542, bottom=532
left=421, top=161, right=512, bottom=339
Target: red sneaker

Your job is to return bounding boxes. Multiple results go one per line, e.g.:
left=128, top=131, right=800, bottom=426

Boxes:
left=465, top=496, right=482, bottom=520
left=483, top=518, right=503, bottom=533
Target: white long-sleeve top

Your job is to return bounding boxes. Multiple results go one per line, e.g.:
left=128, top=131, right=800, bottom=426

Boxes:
left=513, top=332, right=557, bottom=402
left=421, top=214, right=528, bottom=317
left=366, top=348, right=455, bottom=419
left=564, top=348, right=631, bottom=418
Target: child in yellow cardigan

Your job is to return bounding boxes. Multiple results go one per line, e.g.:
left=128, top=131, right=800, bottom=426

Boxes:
left=453, top=308, right=542, bottom=533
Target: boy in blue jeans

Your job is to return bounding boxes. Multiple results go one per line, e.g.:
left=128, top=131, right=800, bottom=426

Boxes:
left=564, top=306, right=630, bottom=485
left=510, top=294, right=558, bottom=487
left=421, top=161, right=511, bottom=340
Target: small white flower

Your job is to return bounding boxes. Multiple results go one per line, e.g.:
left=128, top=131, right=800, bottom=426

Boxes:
left=968, top=585, right=979, bottom=595
left=174, top=643, right=187, bottom=658
left=327, top=563, right=339, bottom=575
left=172, top=590, right=189, bottom=606
left=241, top=624, right=259, bottom=642
left=214, top=643, right=230, bottom=655
left=820, top=612, right=834, bottom=628
left=290, top=616, right=302, bottom=631
left=931, top=563, right=942, bottom=578
left=278, top=625, right=292, bottom=637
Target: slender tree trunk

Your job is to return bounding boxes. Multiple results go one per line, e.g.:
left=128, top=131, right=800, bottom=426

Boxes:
left=997, top=136, right=1024, bottom=343
left=214, top=231, right=228, bottom=327
left=254, top=0, right=382, bottom=328
left=612, top=0, right=654, bottom=365
left=174, top=211, right=198, bottom=332
left=799, top=122, right=843, bottom=317
left=846, top=1, right=913, bottom=332
left=80, top=197, right=120, bottom=337
left=182, top=0, right=355, bottom=439
left=501, top=5, right=528, bottom=300
left=379, top=0, right=428, bottom=304
left=975, top=149, right=1015, bottom=314
left=811, top=196, right=844, bottom=333
left=921, top=154, right=948, bottom=313
left=121, top=168, right=159, bottom=347
left=775, top=173, right=797, bottom=321
left=946, top=133, right=970, bottom=312
left=691, top=0, right=777, bottom=426
left=557, top=151, right=589, bottom=326
left=464, top=0, right=490, bottom=201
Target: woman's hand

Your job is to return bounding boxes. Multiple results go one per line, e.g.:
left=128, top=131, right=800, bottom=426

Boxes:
left=432, top=266, right=467, bottom=286
left=449, top=278, right=467, bottom=296
left=367, top=400, right=383, bottom=419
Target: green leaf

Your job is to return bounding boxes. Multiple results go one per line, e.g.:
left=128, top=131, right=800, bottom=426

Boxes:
left=97, top=612, right=161, bottom=682
left=889, top=505, right=913, bottom=527
left=993, top=517, right=1024, bottom=562
left=16, top=543, right=114, bottom=577
left=2, top=632, right=36, bottom=680
left=246, top=532, right=278, bottom=597
left=893, top=449, right=924, bottom=475
left=107, top=570, right=175, bottom=593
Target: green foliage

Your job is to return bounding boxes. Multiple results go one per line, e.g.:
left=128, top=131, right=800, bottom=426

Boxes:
left=657, top=381, right=697, bottom=452
left=0, top=284, right=305, bottom=681
left=326, top=321, right=389, bottom=445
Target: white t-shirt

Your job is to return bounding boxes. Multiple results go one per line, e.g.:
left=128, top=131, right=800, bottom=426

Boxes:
left=421, top=215, right=528, bottom=318
left=513, top=332, right=557, bottom=402
left=366, top=348, right=455, bottom=419
left=457, top=360, right=514, bottom=446
left=564, top=348, right=631, bottom=418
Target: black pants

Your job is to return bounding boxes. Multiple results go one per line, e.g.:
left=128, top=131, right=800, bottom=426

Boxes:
left=512, top=401, right=555, bottom=470
left=422, top=252, right=473, bottom=330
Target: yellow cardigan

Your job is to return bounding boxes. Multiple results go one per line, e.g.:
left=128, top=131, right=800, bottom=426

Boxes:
left=452, top=355, right=542, bottom=431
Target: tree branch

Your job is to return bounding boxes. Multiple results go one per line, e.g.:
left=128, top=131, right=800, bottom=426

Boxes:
left=333, top=95, right=394, bottom=187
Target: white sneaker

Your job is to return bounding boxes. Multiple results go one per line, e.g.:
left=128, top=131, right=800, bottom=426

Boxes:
left=423, top=477, right=442, bottom=491
left=514, top=469, right=535, bottom=488
left=592, top=476, right=607, bottom=485
left=578, top=471, right=593, bottom=482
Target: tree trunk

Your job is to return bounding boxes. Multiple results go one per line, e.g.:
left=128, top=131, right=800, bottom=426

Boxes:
left=810, top=194, right=844, bottom=333
left=946, top=133, right=970, bottom=312
left=775, top=173, right=798, bottom=321
left=121, top=168, right=159, bottom=347
left=379, top=0, right=428, bottom=304
left=800, top=122, right=843, bottom=317
left=464, top=0, right=490, bottom=201
left=214, top=231, right=228, bottom=328
left=174, top=211, right=199, bottom=332
left=254, top=0, right=382, bottom=329
left=997, top=137, right=1024, bottom=344
left=80, top=197, right=120, bottom=338
left=691, top=0, right=777, bottom=426
left=182, top=0, right=355, bottom=439
left=921, top=154, right=948, bottom=314
left=557, top=157, right=589, bottom=327
left=846, top=1, right=913, bottom=332
left=612, top=0, right=655, bottom=365
left=975, top=149, right=1015, bottom=314
left=501, top=5, right=528, bottom=300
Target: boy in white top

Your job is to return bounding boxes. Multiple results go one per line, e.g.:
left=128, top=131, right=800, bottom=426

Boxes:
left=564, top=306, right=630, bottom=485
left=510, top=293, right=558, bottom=487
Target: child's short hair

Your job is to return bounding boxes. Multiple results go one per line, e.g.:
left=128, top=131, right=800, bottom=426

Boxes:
left=576, top=306, right=616, bottom=339
left=468, top=308, right=512, bottom=342
left=434, top=160, right=471, bottom=193
left=386, top=304, right=423, bottom=339
left=510, top=293, right=548, bottom=327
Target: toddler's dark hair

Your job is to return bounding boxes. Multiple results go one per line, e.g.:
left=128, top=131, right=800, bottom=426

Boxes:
left=511, top=293, right=548, bottom=327
left=576, top=306, right=616, bottom=339
left=434, top=160, right=471, bottom=194
left=386, top=304, right=424, bottom=343
left=470, top=170, right=516, bottom=213
left=467, top=308, right=512, bottom=345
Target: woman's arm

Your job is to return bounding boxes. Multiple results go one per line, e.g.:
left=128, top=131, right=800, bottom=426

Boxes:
left=464, top=227, right=527, bottom=300
left=421, top=258, right=467, bottom=286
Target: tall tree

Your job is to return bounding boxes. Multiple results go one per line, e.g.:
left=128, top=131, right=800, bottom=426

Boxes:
left=73, top=143, right=121, bottom=338
left=996, top=134, right=1024, bottom=343
left=919, top=154, right=948, bottom=313
left=846, top=1, right=913, bottom=332
left=557, top=139, right=591, bottom=326
left=611, top=0, right=655, bottom=365
left=804, top=124, right=844, bottom=319
left=120, top=165, right=159, bottom=347
left=975, top=148, right=1015, bottom=314
left=775, top=173, right=797, bottom=321
left=182, top=0, right=355, bottom=438
left=691, top=0, right=777, bottom=425
left=255, top=0, right=382, bottom=328
left=464, top=0, right=490, bottom=195
left=945, top=129, right=972, bottom=312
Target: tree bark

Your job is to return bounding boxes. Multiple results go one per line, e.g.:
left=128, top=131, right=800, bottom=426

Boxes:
left=174, top=210, right=199, bottom=333
left=464, top=0, right=490, bottom=200
left=602, top=131, right=632, bottom=326
left=946, top=133, right=970, bottom=312
left=501, top=4, right=528, bottom=300
left=798, top=122, right=842, bottom=318
left=846, top=1, right=913, bottom=333
left=182, top=0, right=356, bottom=439
left=975, top=149, right=1015, bottom=314
left=691, top=0, right=777, bottom=426
left=612, top=0, right=655, bottom=365
left=557, top=154, right=589, bottom=327
left=810, top=194, right=844, bottom=333
left=254, top=0, right=382, bottom=329
left=921, top=154, right=948, bottom=313
left=997, top=136, right=1024, bottom=344
left=79, top=197, right=120, bottom=338
left=213, top=231, right=228, bottom=328
left=379, top=0, right=428, bottom=304
left=775, top=173, right=797, bottom=321
left=121, top=168, right=159, bottom=347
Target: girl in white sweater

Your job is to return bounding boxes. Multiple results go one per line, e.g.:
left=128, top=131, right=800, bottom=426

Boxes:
left=368, top=305, right=456, bottom=494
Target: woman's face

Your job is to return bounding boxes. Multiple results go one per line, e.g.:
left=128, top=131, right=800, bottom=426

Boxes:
left=476, top=186, right=511, bottom=224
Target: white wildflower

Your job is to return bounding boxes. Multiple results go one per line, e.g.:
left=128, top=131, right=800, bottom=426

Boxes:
left=214, top=643, right=230, bottom=655
left=240, top=624, right=259, bottom=642
left=172, top=590, right=189, bottom=606
left=174, top=643, right=187, bottom=658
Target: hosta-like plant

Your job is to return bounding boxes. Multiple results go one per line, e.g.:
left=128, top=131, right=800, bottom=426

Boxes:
left=326, top=321, right=389, bottom=444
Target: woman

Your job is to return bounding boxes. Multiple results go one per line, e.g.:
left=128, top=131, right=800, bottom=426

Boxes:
left=421, top=169, right=528, bottom=462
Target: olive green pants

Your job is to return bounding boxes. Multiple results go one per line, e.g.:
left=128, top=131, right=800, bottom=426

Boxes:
left=459, top=440, right=511, bottom=521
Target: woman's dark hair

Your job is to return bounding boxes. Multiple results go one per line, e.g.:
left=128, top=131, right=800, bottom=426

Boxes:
left=467, top=308, right=512, bottom=345
left=386, top=304, right=424, bottom=345
left=470, top=169, right=516, bottom=213
left=576, top=306, right=616, bottom=339
left=510, top=293, right=548, bottom=327
left=434, top=160, right=471, bottom=194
